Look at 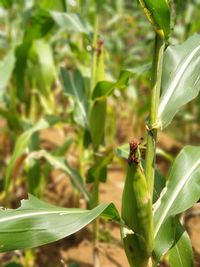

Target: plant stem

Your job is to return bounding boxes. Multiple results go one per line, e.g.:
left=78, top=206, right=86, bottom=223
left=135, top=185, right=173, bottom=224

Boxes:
left=145, top=34, right=165, bottom=197
left=91, top=12, right=100, bottom=267
left=93, top=176, right=100, bottom=267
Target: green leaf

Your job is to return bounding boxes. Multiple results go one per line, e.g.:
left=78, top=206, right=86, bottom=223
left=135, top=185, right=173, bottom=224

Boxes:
left=169, top=230, right=194, bottom=267
left=127, top=63, right=151, bottom=77
left=86, top=153, right=113, bottom=183
left=5, top=116, right=60, bottom=191
left=0, top=50, right=15, bottom=90
left=154, top=146, right=200, bottom=259
left=138, top=0, right=171, bottom=38
left=3, top=263, right=23, bottom=267
left=157, top=34, right=200, bottom=129
left=41, top=0, right=67, bottom=12
left=173, top=0, right=184, bottom=15
left=61, top=67, right=89, bottom=128
left=92, top=70, right=132, bottom=100
left=92, top=65, right=151, bottom=100
left=0, top=0, right=12, bottom=8
left=15, top=9, right=54, bottom=101
left=153, top=169, right=165, bottom=204
left=26, top=132, right=41, bottom=197
left=114, top=143, right=129, bottom=159
left=30, top=39, right=56, bottom=91
left=51, top=11, right=89, bottom=34
left=23, top=9, right=54, bottom=43
left=52, top=138, right=72, bottom=156
left=27, top=150, right=91, bottom=203
left=0, top=194, right=119, bottom=252
left=89, top=100, right=106, bottom=150
left=29, top=39, right=56, bottom=113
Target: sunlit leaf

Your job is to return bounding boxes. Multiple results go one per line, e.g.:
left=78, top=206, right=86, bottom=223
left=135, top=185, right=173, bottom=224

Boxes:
left=169, top=230, right=194, bottom=267
left=61, top=67, right=89, bottom=128
left=92, top=64, right=151, bottom=100
left=157, top=34, right=200, bottom=129
left=15, top=9, right=54, bottom=101
left=92, top=70, right=132, bottom=100
left=154, top=146, right=200, bottom=259
left=51, top=11, right=89, bottom=34
left=41, top=0, right=67, bottom=12
left=29, top=39, right=57, bottom=113
left=30, top=39, right=56, bottom=91
left=0, top=50, right=15, bottom=91
left=0, top=194, right=119, bottom=252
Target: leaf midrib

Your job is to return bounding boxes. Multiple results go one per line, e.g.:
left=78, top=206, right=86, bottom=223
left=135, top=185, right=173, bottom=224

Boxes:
left=158, top=44, right=200, bottom=117
left=0, top=210, right=87, bottom=223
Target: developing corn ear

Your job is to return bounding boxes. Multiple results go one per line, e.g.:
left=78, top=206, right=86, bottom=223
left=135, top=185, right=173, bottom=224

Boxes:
left=121, top=140, right=153, bottom=267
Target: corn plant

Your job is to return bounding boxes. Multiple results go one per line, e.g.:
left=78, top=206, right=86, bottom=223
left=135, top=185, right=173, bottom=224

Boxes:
left=0, top=1, right=200, bottom=267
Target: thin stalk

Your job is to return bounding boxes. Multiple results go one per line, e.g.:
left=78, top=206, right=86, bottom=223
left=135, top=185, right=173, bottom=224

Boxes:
left=145, top=34, right=165, bottom=198
left=92, top=174, right=100, bottom=267
left=91, top=13, right=100, bottom=267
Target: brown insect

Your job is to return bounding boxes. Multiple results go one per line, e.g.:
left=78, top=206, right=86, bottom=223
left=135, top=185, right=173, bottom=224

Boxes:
left=128, top=138, right=140, bottom=165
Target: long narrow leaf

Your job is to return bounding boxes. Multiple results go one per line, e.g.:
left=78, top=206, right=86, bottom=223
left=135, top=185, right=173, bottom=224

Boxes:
left=27, top=150, right=91, bottom=203
left=0, top=50, right=15, bottom=90
left=169, top=230, right=194, bottom=267
left=51, top=11, right=89, bottom=34
left=157, top=34, right=200, bottom=129
left=61, top=68, right=89, bottom=128
left=0, top=195, right=119, bottom=252
left=5, top=116, right=60, bottom=191
left=154, top=146, right=200, bottom=259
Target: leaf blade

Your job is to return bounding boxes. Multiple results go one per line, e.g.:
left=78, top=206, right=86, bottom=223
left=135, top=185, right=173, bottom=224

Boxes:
left=0, top=195, right=119, bottom=252
left=5, top=116, right=60, bottom=191
left=154, top=146, right=200, bottom=258
left=157, top=34, right=200, bottom=128
left=169, top=231, right=194, bottom=267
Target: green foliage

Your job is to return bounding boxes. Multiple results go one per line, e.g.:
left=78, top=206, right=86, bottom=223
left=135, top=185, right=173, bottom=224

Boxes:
left=27, top=150, right=91, bottom=203
left=157, top=34, right=200, bottom=129
left=138, top=0, right=171, bottom=38
left=169, top=229, right=194, bottom=267
left=51, top=11, right=89, bottom=34
left=61, top=67, right=89, bottom=128
left=89, top=100, right=106, bottom=150
left=0, top=194, right=119, bottom=252
left=86, top=152, right=112, bottom=183
left=5, top=116, right=60, bottom=191
left=0, top=50, right=15, bottom=91
left=0, top=1, right=200, bottom=266
left=154, top=146, right=200, bottom=260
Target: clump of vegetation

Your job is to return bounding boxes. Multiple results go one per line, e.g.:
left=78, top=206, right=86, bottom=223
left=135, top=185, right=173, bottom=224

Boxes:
left=0, top=1, right=200, bottom=267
